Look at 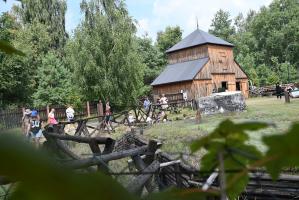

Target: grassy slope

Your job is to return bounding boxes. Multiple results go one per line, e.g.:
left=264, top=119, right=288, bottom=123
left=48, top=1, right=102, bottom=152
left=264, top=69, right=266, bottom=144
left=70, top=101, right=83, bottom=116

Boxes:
left=143, top=97, right=299, bottom=155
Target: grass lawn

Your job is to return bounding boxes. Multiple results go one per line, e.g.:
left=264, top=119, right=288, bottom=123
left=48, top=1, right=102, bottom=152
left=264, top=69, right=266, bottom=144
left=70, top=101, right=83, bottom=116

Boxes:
left=141, top=97, right=299, bottom=164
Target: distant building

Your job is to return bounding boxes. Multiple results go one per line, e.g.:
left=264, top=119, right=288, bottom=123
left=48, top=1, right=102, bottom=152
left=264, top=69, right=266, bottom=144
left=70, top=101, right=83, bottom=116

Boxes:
left=151, top=29, right=249, bottom=99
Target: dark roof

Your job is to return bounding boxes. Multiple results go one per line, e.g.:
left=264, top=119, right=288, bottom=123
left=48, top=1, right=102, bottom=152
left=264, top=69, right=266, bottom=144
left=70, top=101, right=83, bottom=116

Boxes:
left=166, top=29, right=234, bottom=53
left=151, top=57, right=209, bottom=86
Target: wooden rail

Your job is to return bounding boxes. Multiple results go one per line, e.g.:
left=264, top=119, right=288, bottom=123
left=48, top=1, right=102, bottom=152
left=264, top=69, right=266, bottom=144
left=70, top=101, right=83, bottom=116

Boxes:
left=3, top=128, right=299, bottom=200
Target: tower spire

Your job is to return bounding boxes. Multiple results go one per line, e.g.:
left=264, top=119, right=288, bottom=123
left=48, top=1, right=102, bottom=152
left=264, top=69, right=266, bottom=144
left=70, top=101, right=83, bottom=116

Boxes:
left=196, top=16, right=199, bottom=30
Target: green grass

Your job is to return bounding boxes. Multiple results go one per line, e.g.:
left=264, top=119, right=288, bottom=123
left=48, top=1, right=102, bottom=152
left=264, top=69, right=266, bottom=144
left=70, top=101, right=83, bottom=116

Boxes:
left=142, top=97, right=299, bottom=155
left=0, top=128, right=21, bottom=135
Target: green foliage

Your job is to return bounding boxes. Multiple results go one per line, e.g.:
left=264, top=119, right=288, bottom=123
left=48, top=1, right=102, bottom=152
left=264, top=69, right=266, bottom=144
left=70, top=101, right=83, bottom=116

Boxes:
left=32, top=52, right=76, bottom=107
left=0, top=12, right=29, bottom=107
left=136, top=36, right=164, bottom=85
left=263, top=123, right=299, bottom=180
left=14, top=0, right=67, bottom=50
left=156, top=26, right=182, bottom=53
left=209, top=9, right=235, bottom=42
left=66, top=0, right=145, bottom=107
left=191, top=120, right=269, bottom=199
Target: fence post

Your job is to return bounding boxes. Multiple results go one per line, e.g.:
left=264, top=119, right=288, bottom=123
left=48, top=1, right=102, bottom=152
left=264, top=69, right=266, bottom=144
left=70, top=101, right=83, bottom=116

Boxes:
left=46, top=105, right=50, bottom=116
left=284, top=91, right=290, bottom=103
left=86, top=101, right=90, bottom=117
left=22, top=107, right=25, bottom=116
left=97, top=100, right=103, bottom=122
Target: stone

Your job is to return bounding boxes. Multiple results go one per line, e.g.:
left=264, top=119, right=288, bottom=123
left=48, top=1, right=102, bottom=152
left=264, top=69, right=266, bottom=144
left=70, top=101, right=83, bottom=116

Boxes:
left=197, top=91, right=246, bottom=115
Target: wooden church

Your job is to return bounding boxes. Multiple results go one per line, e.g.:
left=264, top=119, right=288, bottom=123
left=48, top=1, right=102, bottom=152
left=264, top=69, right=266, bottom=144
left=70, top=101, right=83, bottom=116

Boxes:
left=151, top=29, right=249, bottom=99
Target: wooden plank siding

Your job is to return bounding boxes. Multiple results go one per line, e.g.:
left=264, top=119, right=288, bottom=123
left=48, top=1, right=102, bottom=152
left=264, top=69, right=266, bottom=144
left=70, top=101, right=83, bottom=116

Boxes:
left=191, top=80, right=213, bottom=99
left=195, top=45, right=247, bottom=80
left=152, top=81, right=192, bottom=98
left=167, top=45, right=209, bottom=64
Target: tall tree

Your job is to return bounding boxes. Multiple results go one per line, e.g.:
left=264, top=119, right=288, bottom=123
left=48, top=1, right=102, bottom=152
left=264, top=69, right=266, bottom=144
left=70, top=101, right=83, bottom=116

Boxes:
left=156, top=26, right=182, bottom=68
left=13, top=0, right=67, bottom=50
left=66, top=0, right=145, bottom=107
left=0, top=12, right=30, bottom=107
left=32, top=52, right=75, bottom=107
left=250, top=0, right=299, bottom=70
left=156, top=26, right=182, bottom=53
left=209, top=9, right=235, bottom=42
left=136, top=36, right=164, bottom=87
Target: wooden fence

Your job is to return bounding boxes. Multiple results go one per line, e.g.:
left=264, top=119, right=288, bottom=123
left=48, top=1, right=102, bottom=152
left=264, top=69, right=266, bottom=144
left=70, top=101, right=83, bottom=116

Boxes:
left=0, top=101, right=99, bottom=130
left=0, top=108, right=23, bottom=130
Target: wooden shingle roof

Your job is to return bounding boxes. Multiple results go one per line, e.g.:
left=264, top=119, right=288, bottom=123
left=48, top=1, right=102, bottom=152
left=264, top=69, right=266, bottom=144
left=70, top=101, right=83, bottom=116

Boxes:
left=151, top=57, right=209, bottom=86
left=166, top=29, right=234, bottom=53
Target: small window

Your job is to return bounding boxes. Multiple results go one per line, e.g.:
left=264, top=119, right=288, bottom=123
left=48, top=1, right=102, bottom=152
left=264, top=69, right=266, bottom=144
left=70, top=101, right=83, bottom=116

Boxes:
left=236, top=82, right=241, bottom=91
left=221, top=81, right=228, bottom=90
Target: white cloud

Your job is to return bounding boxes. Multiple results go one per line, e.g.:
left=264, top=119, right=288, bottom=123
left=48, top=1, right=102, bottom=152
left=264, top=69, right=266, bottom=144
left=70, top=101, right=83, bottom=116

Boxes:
left=144, top=0, right=272, bottom=39
left=136, top=18, right=151, bottom=37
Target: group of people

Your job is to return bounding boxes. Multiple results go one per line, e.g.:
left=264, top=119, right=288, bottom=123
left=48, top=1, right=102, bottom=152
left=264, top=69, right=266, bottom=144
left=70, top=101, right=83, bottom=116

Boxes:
left=141, top=94, right=169, bottom=125
left=22, top=109, right=43, bottom=147
left=21, top=105, right=75, bottom=146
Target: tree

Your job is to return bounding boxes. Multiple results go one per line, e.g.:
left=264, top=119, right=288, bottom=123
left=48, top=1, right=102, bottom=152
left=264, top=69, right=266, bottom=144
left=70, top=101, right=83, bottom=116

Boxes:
left=0, top=12, right=30, bottom=107
left=136, top=36, right=164, bottom=87
left=32, top=52, right=74, bottom=107
left=156, top=26, right=182, bottom=53
left=209, top=9, right=235, bottom=42
left=13, top=0, right=68, bottom=50
left=250, top=0, right=299, bottom=72
left=66, top=0, right=145, bottom=108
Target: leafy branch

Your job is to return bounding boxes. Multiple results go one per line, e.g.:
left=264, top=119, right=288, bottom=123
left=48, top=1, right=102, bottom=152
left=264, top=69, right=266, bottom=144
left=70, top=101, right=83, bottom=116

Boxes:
left=191, top=119, right=299, bottom=199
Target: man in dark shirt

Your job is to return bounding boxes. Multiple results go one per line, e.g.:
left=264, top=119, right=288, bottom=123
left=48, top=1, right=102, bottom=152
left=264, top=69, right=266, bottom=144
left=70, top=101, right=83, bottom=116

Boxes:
left=276, top=83, right=282, bottom=99
left=28, top=110, right=43, bottom=147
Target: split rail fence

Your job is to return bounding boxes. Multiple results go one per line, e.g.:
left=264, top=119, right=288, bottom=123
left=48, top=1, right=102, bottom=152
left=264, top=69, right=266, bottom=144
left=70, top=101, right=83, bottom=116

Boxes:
left=1, top=123, right=299, bottom=199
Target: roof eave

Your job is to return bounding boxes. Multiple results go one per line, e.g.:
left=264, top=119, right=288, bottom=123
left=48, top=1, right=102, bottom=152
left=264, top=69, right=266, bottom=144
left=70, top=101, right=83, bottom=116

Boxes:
left=166, top=42, right=234, bottom=54
left=151, top=79, right=193, bottom=87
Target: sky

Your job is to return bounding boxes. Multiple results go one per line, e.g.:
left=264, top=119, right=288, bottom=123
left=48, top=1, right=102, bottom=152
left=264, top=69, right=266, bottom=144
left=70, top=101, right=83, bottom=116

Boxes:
left=0, top=0, right=272, bottom=40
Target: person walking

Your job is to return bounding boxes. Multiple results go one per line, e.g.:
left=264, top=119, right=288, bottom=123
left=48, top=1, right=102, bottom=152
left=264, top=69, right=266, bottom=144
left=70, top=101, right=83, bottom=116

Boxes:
left=22, top=109, right=31, bottom=136
left=143, top=97, right=151, bottom=112
left=65, top=105, right=75, bottom=132
left=66, top=105, right=75, bottom=122
left=104, top=100, right=112, bottom=131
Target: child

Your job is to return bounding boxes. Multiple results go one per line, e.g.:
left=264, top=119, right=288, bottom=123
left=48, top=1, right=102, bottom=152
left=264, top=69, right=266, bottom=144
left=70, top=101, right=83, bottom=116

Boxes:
left=146, top=112, right=153, bottom=125
left=48, top=108, right=58, bottom=125
left=66, top=105, right=75, bottom=122
left=128, top=112, right=135, bottom=126
left=28, top=110, right=43, bottom=147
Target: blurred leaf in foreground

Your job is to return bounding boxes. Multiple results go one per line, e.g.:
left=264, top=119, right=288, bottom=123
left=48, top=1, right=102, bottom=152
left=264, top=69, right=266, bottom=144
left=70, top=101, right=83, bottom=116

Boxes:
left=0, top=40, right=25, bottom=56
left=190, top=119, right=269, bottom=199
left=0, top=133, right=136, bottom=200
left=263, top=122, right=299, bottom=180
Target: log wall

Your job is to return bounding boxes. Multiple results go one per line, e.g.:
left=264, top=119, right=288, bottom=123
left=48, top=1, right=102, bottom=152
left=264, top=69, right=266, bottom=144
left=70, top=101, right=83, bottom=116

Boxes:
left=167, top=45, right=208, bottom=64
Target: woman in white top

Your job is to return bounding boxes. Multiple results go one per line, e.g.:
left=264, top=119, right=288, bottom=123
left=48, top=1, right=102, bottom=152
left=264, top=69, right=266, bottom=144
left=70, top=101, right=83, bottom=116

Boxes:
left=159, top=94, right=168, bottom=110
